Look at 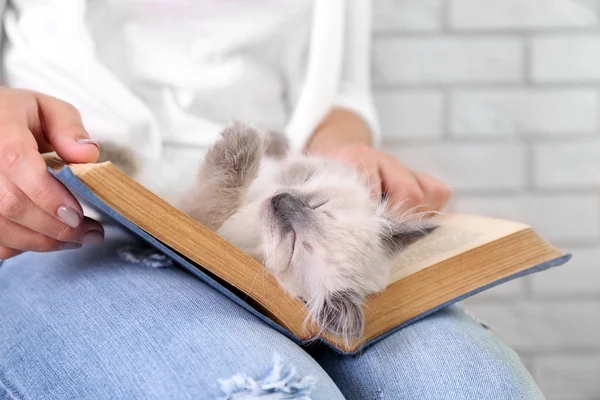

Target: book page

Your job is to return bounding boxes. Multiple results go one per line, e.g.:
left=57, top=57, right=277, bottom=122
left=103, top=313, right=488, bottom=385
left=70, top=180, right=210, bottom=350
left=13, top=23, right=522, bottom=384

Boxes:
left=389, top=213, right=529, bottom=282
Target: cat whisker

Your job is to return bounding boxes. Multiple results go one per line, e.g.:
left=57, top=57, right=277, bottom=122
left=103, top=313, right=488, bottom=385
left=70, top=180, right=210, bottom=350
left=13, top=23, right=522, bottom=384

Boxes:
left=247, top=265, right=263, bottom=297
left=355, top=153, right=372, bottom=193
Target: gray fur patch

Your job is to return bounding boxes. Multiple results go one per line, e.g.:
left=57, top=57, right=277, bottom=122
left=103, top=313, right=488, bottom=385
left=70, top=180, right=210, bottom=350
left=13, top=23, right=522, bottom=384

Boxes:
left=263, top=131, right=289, bottom=159
left=96, top=141, right=139, bottom=177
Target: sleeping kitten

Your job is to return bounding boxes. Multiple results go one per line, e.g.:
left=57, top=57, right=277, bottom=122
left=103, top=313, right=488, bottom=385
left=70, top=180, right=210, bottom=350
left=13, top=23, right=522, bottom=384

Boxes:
left=98, top=123, right=436, bottom=342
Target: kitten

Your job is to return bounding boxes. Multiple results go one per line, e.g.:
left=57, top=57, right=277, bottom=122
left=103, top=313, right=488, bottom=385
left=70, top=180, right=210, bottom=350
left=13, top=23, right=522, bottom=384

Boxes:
left=98, top=124, right=436, bottom=342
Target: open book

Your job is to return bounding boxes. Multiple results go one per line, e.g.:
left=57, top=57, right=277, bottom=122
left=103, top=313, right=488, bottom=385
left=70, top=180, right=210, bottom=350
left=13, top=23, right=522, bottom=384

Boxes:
left=45, top=156, right=571, bottom=354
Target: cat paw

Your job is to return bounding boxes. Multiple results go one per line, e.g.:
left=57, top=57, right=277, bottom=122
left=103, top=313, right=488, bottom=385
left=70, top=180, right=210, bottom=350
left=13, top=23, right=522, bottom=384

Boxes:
left=314, top=290, right=365, bottom=343
left=207, top=123, right=262, bottom=186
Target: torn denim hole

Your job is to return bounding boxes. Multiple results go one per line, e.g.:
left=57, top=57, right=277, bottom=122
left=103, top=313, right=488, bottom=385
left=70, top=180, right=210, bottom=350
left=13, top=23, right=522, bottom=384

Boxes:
left=459, top=304, right=493, bottom=331
left=117, top=245, right=173, bottom=268
left=218, top=353, right=316, bottom=400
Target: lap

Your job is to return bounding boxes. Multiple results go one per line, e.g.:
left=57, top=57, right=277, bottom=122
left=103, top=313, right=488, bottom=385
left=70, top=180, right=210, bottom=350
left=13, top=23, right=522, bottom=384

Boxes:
left=315, top=305, right=544, bottom=400
left=0, top=226, right=543, bottom=399
left=0, top=226, right=343, bottom=400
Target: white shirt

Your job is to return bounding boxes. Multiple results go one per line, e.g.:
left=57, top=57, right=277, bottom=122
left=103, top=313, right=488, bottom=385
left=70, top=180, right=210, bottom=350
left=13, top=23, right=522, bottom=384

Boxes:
left=0, top=0, right=379, bottom=195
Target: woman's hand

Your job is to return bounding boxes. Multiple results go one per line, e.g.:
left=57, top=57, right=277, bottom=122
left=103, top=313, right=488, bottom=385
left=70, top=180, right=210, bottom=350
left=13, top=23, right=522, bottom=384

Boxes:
left=0, top=88, right=104, bottom=260
left=306, top=108, right=451, bottom=213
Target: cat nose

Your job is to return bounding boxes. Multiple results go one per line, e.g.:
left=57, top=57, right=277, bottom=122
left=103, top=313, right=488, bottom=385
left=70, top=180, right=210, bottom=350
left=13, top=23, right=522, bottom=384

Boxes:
left=271, top=193, right=292, bottom=212
left=271, top=193, right=304, bottom=217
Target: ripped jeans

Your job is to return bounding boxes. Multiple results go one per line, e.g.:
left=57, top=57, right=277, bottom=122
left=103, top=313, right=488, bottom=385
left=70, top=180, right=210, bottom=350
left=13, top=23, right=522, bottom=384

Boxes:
left=0, top=226, right=544, bottom=400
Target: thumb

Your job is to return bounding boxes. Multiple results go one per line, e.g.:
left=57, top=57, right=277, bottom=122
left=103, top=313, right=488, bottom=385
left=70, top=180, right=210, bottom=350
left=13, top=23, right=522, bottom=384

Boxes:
left=35, top=92, right=99, bottom=163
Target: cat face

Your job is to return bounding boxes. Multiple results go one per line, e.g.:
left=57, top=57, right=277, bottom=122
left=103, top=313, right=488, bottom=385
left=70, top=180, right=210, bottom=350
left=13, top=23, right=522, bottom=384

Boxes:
left=257, top=156, right=435, bottom=341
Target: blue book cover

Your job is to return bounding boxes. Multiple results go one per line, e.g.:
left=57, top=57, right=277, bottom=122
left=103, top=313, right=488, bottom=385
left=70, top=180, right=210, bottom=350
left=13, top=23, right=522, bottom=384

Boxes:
left=48, top=161, right=572, bottom=355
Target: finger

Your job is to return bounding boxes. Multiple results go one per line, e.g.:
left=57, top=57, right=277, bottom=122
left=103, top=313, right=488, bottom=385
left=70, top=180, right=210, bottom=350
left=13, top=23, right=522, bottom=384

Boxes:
left=0, top=246, right=22, bottom=260
left=0, top=89, right=53, bottom=153
left=414, top=172, right=452, bottom=212
left=0, top=172, right=104, bottom=242
left=379, top=157, right=425, bottom=213
left=34, top=92, right=99, bottom=163
left=0, top=136, right=85, bottom=228
left=0, top=215, right=82, bottom=252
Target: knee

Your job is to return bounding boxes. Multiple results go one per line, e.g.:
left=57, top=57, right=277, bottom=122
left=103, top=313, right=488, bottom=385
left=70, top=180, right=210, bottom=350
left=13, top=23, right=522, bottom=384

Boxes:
left=320, top=306, right=544, bottom=399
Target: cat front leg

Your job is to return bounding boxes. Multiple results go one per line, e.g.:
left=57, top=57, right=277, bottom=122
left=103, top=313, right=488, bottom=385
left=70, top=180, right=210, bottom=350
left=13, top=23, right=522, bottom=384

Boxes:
left=179, top=123, right=263, bottom=231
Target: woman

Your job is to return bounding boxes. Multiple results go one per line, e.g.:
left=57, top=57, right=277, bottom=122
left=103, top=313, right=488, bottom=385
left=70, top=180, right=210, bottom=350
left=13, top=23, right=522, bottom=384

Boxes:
left=0, top=1, right=543, bottom=398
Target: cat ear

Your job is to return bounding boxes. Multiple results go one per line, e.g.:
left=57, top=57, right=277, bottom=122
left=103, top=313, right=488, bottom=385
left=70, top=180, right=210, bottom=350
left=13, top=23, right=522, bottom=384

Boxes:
left=316, top=290, right=364, bottom=340
left=263, top=130, right=289, bottom=159
left=380, top=214, right=438, bottom=254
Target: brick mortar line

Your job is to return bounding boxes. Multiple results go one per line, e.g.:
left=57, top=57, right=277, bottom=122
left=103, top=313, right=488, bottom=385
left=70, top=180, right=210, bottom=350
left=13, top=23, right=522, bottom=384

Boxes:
left=440, top=0, right=449, bottom=32
left=450, top=189, right=600, bottom=196
left=523, top=33, right=532, bottom=85
left=441, top=89, right=451, bottom=139
left=551, top=239, right=600, bottom=248
left=380, top=133, right=600, bottom=142
left=373, top=82, right=600, bottom=90
left=443, top=133, right=600, bottom=141
left=519, top=349, right=600, bottom=357
left=467, top=295, right=600, bottom=303
left=548, top=244, right=600, bottom=251
left=448, top=189, right=528, bottom=197
left=382, top=135, right=600, bottom=145
left=516, top=348, right=600, bottom=357
left=597, top=84, right=600, bottom=244
left=525, top=140, right=534, bottom=192
left=517, top=351, right=600, bottom=359
left=385, top=137, right=524, bottom=144
left=373, top=28, right=600, bottom=38
left=527, top=188, right=600, bottom=195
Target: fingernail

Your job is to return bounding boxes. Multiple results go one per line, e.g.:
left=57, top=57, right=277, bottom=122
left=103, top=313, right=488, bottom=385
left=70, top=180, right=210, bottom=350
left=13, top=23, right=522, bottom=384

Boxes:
left=81, top=230, right=104, bottom=245
left=57, top=205, right=83, bottom=228
left=76, top=138, right=100, bottom=150
left=59, top=242, right=82, bottom=251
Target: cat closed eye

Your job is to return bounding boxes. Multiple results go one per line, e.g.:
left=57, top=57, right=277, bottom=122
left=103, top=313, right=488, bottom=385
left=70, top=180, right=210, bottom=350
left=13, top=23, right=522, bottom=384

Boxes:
left=309, top=201, right=326, bottom=209
left=281, top=163, right=317, bottom=186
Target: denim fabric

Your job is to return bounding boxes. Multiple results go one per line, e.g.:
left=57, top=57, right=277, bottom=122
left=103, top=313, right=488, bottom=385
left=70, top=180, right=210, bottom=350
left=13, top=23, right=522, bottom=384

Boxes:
left=0, top=226, right=544, bottom=400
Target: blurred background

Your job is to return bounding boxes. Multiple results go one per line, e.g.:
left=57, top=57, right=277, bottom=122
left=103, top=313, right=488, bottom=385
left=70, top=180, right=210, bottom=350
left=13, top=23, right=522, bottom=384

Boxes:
left=371, top=1, right=600, bottom=399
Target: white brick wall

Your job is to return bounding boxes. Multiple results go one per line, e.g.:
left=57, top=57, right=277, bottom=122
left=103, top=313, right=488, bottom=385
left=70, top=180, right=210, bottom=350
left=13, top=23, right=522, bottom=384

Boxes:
left=533, top=139, right=600, bottom=188
left=451, top=195, right=600, bottom=242
left=534, top=356, right=600, bottom=400
left=374, top=1, right=600, bottom=399
left=464, top=301, right=600, bottom=351
left=450, top=89, right=599, bottom=136
left=374, top=90, right=443, bottom=138
left=373, top=38, right=523, bottom=84
left=391, top=143, right=527, bottom=190
left=531, top=248, right=600, bottom=295
left=373, top=0, right=443, bottom=32
left=449, top=0, right=599, bottom=30
left=533, top=35, right=600, bottom=81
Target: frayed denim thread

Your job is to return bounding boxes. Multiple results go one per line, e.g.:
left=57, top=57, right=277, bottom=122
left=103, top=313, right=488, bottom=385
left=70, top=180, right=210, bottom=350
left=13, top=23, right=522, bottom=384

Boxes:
left=117, top=245, right=173, bottom=268
left=218, top=354, right=316, bottom=399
